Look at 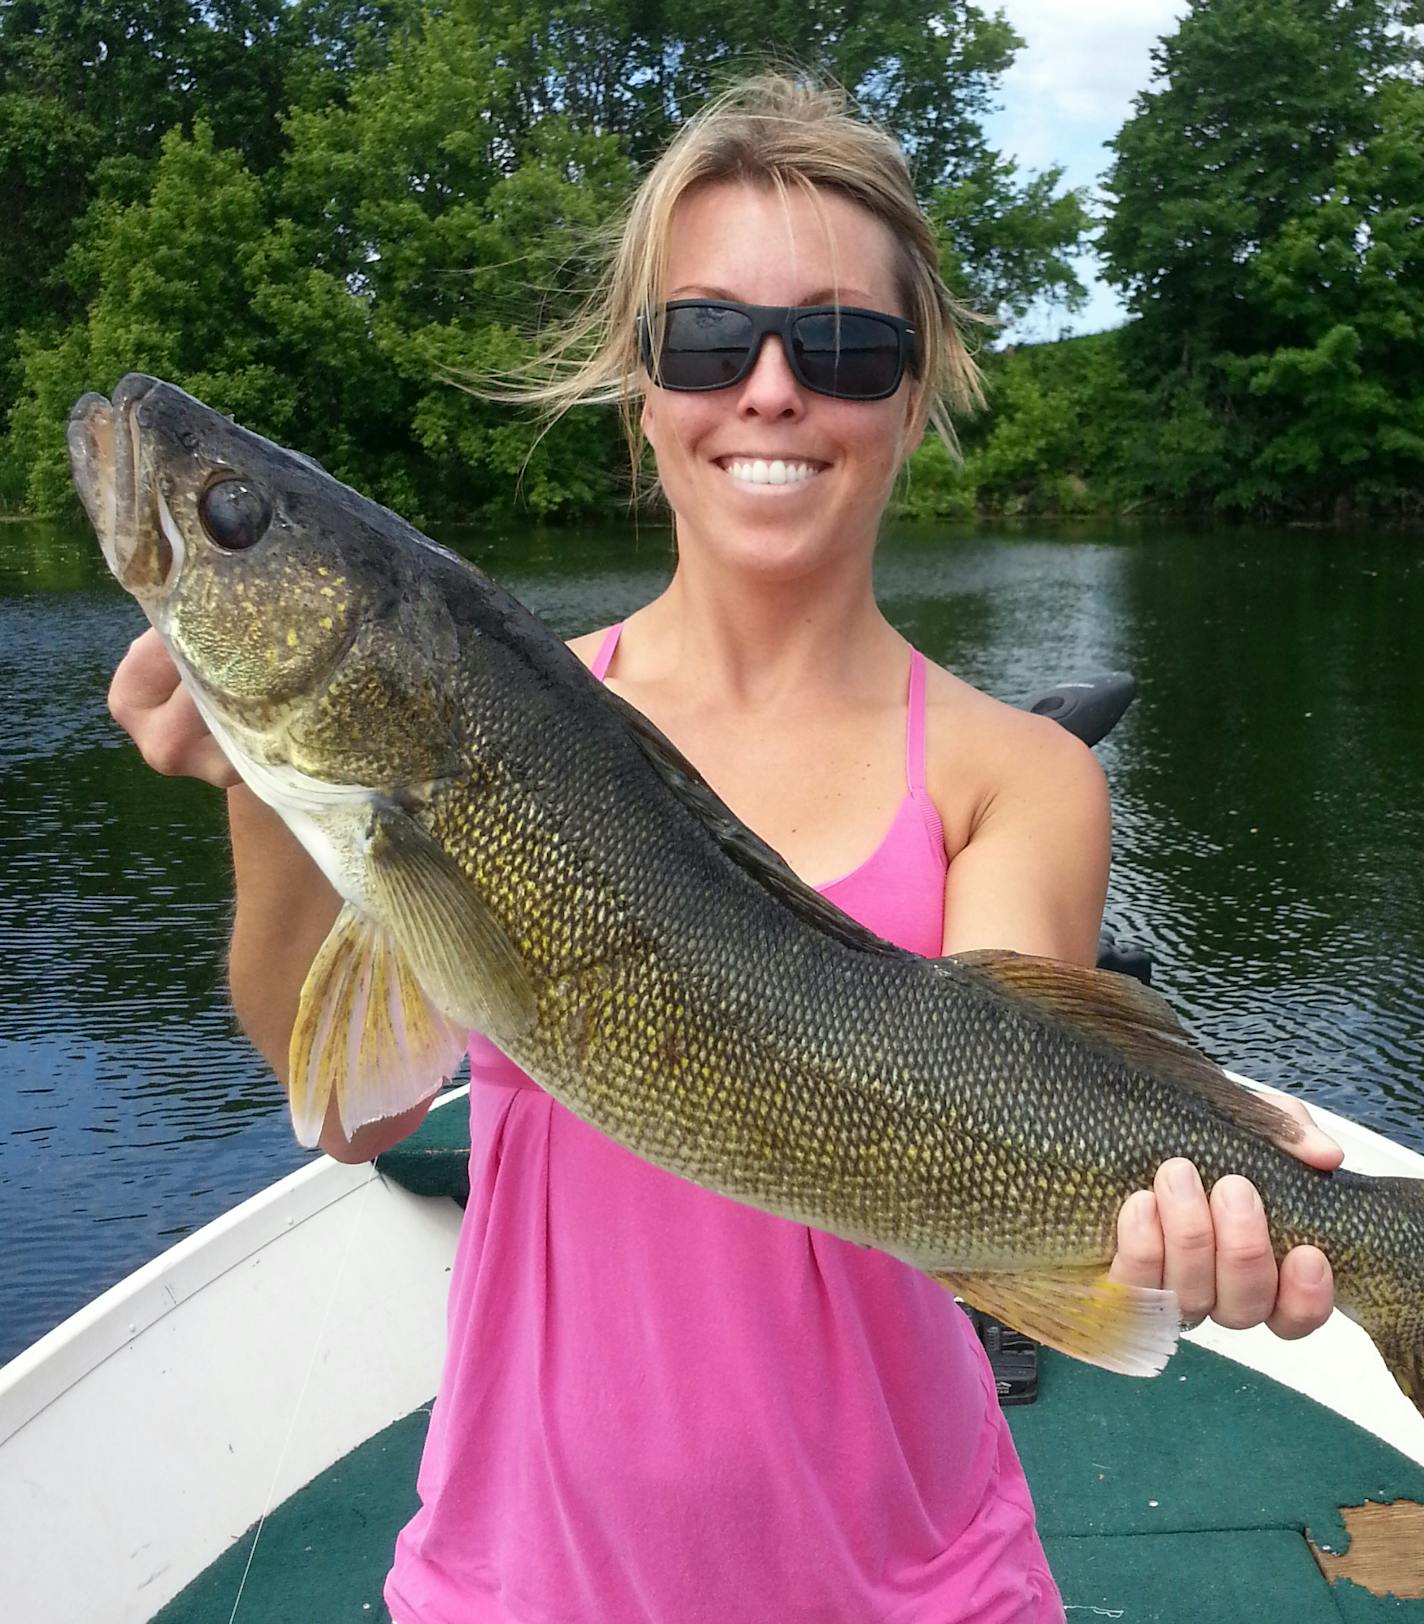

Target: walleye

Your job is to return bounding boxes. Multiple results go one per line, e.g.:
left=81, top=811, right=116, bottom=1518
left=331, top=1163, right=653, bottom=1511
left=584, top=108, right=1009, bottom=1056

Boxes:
left=70, top=375, right=1424, bottom=1407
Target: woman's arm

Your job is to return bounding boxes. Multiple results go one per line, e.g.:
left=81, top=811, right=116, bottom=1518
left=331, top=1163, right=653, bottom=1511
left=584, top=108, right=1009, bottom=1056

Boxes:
left=109, top=629, right=430, bottom=1162
left=940, top=717, right=1110, bottom=968
left=935, top=705, right=1338, bottom=1339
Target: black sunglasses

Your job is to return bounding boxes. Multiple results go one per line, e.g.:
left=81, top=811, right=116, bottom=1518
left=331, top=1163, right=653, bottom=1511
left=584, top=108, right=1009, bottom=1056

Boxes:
left=638, top=300, right=918, bottom=402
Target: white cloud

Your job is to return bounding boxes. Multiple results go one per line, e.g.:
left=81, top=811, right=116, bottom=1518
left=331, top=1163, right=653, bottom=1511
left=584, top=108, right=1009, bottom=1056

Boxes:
left=989, top=0, right=1187, bottom=184
left=981, top=0, right=1190, bottom=336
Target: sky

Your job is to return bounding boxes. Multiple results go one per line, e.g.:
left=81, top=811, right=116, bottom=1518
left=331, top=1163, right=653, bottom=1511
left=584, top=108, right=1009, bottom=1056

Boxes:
left=981, top=0, right=1189, bottom=340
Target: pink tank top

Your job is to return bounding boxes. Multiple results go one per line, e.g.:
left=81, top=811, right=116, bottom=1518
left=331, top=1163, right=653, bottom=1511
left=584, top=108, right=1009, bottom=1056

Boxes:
left=387, top=631, right=1062, bottom=1624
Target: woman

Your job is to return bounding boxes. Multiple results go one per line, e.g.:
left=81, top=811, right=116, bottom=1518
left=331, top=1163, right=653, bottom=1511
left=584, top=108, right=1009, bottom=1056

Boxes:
left=109, top=75, right=1340, bottom=1624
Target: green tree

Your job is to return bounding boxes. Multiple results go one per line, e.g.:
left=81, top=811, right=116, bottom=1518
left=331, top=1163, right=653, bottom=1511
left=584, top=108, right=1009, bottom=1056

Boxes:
left=458, top=0, right=1091, bottom=320
left=1223, top=77, right=1424, bottom=517
left=930, top=155, right=1088, bottom=328
left=1097, top=0, right=1422, bottom=516
left=9, top=122, right=427, bottom=515
left=0, top=0, right=415, bottom=417
left=1100, top=0, right=1418, bottom=374
left=5, top=0, right=1093, bottom=520
left=276, top=9, right=642, bottom=517
left=8, top=123, right=276, bottom=513
left=898, top=332, right=1150, bottom=519
left=0, top=0, right=190, bottom=402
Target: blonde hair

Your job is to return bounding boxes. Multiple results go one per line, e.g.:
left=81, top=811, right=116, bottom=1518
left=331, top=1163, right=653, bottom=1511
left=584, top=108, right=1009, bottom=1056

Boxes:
left=490, top=73, right=985, bottom=494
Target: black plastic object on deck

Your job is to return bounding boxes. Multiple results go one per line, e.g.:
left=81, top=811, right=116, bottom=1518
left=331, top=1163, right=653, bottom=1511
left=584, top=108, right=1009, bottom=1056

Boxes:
left=958, top=1303, right=1041, bottom=1405
left=1024, top=671, right=1136, bottom=748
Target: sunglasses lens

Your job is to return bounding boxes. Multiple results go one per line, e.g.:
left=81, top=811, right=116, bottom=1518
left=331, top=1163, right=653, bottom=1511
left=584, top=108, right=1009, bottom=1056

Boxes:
left=791, top=311, right=903, bottom=398
left=655, top=305, right=756, bottom=389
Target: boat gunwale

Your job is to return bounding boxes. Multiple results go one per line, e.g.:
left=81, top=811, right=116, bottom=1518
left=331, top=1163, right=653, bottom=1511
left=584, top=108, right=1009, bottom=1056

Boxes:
left=0, top=1089, right=467, bottom=1447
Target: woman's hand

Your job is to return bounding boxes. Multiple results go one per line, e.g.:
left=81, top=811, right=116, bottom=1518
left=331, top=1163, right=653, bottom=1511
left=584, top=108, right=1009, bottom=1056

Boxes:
left=108, top=627, right=239, bottom=788
left=1110, top=1097, right=1342, bottom=1337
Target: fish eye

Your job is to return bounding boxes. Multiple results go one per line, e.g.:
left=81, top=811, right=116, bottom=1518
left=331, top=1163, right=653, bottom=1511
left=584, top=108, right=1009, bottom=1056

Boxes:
left=199, top=479, right=272, bottom=551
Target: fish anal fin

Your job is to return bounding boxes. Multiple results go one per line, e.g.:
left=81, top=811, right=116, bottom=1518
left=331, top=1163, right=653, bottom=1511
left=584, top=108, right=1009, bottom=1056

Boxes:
left=931, top=1264, right=1180, bottom=1379
left=949, top=950, right=1304, bottom=1151
left=367, top=809, right=537, bottom=1040
left=288, top=903, right=464, bottom=1148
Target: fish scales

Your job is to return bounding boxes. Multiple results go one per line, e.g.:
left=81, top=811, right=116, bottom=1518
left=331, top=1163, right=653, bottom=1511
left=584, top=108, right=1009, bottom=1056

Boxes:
left=69, top=373, right=1424, bottom=1401
left=411, top=599, right=1393, bottom=1273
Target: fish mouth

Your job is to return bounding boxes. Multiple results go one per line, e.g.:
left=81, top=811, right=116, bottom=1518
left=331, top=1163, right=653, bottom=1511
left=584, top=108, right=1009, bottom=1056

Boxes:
left=68, top=375, right=177, bottom=602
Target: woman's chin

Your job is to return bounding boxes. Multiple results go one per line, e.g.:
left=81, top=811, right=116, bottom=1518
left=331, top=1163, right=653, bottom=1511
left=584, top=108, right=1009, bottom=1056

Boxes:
left=680, top=521, right=863, bottom=584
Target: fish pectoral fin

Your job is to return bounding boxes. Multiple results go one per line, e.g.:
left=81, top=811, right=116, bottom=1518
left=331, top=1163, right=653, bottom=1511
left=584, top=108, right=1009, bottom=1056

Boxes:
left=948, top=950, right=1305, bottom=1151
left=289, top=904, right=467, bottom=1147
left=365, top=807, right=537, bottom=1039
left=931, top=1265, right=1180, bottom=1379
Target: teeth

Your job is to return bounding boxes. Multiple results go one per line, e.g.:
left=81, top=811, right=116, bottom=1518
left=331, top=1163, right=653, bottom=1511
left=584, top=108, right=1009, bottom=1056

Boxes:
left=725, top=458, right=822, bottom=486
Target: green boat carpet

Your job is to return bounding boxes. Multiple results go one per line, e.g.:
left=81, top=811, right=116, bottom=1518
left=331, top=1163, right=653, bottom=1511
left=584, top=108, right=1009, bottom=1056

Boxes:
left=154, top=1342, right=1424, bottom=1623
left=1045, top=1528, right=1346, bottom=1621
left=1013, top=1343, right=1424, bottom=1556
left=376, top=1094, right=471, bottom=1204
left=150, top=1407, right=426, bottom=1624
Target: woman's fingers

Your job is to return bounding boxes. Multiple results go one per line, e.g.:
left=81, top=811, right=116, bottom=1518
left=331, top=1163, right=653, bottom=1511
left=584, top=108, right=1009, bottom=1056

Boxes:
left=1152, top=1159, right=1219, bottom=1327
left=1108, top=1158, right=1337, bottom=1339
left=108, top=628, right=239, bottom=787
left=1204, top=1175, right=1278, bottom=1330
left=108, top=628, right=181, bottom=723
left=1266, top=1246, right=1335, bottom=1340
left=1104, top=1169, right=1247, bottom=1331
left=1108, top=1188, right=1164, bottom=1289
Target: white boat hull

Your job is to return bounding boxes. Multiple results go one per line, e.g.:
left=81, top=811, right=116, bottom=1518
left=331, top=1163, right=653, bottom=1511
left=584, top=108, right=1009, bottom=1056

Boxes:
left=0, top=1093, right=464, bottom=1624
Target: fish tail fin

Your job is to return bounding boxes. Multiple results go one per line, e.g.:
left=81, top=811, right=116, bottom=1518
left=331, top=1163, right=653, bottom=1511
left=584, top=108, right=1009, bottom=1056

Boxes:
left=930, top=1265, right=1179, bottom=1378
left=1338, top=1174, right=1424, bottom=1419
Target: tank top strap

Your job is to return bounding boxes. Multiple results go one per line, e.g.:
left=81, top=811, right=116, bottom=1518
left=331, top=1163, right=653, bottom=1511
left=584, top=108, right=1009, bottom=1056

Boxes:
left=590, top=622, right=624, bottom=682
left=905, top=648, right=929, bottom=793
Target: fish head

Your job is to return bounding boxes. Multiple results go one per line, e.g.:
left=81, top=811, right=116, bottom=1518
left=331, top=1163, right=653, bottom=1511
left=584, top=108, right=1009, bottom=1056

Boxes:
left=69, top=375, right=388, bottom=729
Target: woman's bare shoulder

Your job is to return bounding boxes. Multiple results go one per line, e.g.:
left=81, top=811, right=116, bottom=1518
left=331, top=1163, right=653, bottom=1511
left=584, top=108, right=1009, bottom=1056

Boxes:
left=920, top=659, right=1110, bottom=959
left=921, top=658, right=1104, bottom=765
left=920, top=659, right=1108, bottom=846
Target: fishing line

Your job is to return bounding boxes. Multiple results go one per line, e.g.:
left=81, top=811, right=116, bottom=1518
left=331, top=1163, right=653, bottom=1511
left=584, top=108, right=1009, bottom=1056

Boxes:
left=227, top=1164, right=377, bottom=1624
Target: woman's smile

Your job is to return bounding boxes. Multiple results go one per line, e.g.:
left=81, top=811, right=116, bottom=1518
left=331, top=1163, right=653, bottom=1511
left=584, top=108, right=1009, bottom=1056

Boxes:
left=716, top=455, right=829, bottom=487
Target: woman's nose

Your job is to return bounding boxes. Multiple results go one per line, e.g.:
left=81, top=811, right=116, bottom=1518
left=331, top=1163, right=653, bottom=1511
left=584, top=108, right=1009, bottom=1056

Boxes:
left=735, top=335, right=806, bottom=417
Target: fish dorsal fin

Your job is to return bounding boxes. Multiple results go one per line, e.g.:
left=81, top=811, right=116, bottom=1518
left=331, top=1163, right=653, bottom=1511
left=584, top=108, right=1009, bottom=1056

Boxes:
left=950, top=949, right=1305, bottom=1150
left=603, top=686, right=905, bottom=959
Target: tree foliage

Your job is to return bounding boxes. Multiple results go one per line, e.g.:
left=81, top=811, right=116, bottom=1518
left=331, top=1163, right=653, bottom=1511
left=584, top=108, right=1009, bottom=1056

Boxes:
left=1223, top=77, right=1424, bottom=516
left=2, top=0, right=1091, bottom=519
left=11, top=0, right=1418, bottom=525
left=1101, top=0, right=1415, bottom=368
left=1097, top=0, right=1423, bottom=518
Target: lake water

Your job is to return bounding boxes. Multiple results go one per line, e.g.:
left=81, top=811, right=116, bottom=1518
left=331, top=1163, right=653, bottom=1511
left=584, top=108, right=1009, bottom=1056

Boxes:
left=3, top=517, right=1422, bottom=1366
